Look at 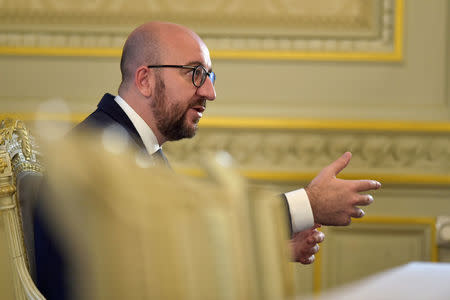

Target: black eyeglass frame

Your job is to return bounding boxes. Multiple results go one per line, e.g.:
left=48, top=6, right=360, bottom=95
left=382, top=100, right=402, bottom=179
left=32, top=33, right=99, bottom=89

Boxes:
left=147, top=65, right=216, bottom=88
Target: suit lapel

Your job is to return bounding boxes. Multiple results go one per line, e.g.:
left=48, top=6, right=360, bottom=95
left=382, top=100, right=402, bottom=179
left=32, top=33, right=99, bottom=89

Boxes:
left=97, top=93, right=146, bottom=150
left=97, top=94, right=171, bottom=169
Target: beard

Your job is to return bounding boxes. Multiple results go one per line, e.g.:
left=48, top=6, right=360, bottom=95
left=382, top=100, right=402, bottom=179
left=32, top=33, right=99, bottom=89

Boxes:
left=151, top=76, right=204, bottom=141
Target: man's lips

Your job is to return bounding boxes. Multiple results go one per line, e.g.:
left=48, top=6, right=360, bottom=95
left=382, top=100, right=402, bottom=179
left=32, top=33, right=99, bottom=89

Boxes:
left=191, top=105, right=205, bottom=114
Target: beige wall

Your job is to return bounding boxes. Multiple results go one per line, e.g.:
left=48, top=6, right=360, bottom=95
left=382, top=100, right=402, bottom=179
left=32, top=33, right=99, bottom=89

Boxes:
left=447, top=0, right=450, bottom=114
left=0, top=0, right=449, bottom=297
left=0, top=0, right=449, bottom=121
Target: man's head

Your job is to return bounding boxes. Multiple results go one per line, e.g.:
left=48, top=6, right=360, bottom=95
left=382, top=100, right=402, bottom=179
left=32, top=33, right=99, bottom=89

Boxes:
left=118, top=21, right=216, bottom=144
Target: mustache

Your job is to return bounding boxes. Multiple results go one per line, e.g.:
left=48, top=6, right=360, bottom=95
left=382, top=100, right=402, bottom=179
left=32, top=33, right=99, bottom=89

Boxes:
left=189, top=98, right=207, bottom=109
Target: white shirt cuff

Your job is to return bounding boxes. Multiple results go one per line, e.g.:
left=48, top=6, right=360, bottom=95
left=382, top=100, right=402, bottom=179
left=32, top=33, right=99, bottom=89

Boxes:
left=284, top=188, right=314, bottom=233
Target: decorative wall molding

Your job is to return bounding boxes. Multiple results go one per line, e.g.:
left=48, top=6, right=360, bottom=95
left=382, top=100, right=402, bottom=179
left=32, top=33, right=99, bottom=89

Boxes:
left=164, top=127, right=449, bottom=183
left=1, top=113, right=448, bottom=184
left=0, top=0, right=403, bottom=61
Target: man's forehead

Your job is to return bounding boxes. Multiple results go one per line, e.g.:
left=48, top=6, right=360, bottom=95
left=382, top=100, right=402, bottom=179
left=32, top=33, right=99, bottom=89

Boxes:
left=160, top=29, right=211, bottom=68
left=199, top=42, right=212, bottom=68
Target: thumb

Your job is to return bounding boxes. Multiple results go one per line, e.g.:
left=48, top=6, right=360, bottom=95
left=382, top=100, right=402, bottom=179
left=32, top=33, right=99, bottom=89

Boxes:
left=329, top=152, right=352, bottom=176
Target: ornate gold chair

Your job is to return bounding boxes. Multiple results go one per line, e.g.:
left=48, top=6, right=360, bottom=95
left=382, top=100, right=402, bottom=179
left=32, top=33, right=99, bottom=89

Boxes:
left=0, top=119, right=45, bottom=299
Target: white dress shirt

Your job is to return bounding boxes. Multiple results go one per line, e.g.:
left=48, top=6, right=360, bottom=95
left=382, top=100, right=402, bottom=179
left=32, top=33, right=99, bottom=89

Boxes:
left=114, top=95, right=161, bottom=155
left=114, top=95, right=314, bottom=233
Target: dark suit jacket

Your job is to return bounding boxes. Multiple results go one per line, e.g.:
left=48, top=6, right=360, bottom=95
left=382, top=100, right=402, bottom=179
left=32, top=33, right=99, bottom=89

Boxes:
left=73, top=93, right=145, bottom=149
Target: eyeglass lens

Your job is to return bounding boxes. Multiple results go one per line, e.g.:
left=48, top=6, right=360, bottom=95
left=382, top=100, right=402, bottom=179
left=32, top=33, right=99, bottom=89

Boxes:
left=193, top=66, right=204, bottom=87
left=193, top=66, right=215, bottom=87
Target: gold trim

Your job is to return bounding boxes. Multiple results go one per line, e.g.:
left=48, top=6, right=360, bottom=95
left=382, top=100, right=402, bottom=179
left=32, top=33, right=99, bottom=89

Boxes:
left=0, top=46, right=121, bottom=57
left=0, top=158, right=7, bottom=174
left=211, top=49, right=402, bottom=62
left=213, top=0, right=404, bottom=61
left=352, top=216, right=436, bottom=225
left=394, top=0, right=404, bottom=62
left=0, top=113, right=84, bottom=123
left=243, top=172, right=450, bottom=186
left=199, top=117, right=450, bottom=133
left=178, top=169, right=450, bottom=186
left=0, top=185, right=16, bottom=199
left=0, top=0, right=404, bottom=61
left=210, top=50, right=402, bottom=62
left=1, top=114, right=449, bottom=133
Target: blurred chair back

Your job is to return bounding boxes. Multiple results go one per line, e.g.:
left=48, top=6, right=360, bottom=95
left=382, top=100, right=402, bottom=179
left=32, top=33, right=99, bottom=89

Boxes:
left=248, top=186, right=297, bottom=300
left=42, top=134, right=296, bottom=300
left=0, top=119, right=45, bottom=300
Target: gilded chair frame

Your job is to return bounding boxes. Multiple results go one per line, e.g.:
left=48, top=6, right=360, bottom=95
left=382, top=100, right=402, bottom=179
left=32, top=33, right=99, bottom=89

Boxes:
left=0, top=119, right=45, bottom=300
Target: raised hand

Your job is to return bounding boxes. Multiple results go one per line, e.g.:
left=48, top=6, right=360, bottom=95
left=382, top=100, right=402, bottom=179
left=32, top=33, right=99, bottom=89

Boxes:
left=306, top=152, right=381, bottom=226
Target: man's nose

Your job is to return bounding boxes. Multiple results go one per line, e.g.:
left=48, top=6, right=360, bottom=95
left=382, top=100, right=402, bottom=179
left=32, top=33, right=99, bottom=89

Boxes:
left=196, top=76, right=216, bottom=101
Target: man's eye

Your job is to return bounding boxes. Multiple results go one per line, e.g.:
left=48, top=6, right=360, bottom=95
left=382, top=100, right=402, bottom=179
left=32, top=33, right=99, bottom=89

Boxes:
left=194, top=68, right=203, bottom=77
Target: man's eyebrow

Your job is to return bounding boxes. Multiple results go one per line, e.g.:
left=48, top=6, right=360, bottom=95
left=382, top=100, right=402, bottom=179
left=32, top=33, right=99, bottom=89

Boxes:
left=185, top=61, right=212, bottom=72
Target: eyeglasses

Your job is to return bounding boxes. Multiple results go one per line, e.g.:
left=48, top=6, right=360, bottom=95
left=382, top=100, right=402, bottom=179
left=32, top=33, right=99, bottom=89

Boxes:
left=147, top=65, right=216, bottom=88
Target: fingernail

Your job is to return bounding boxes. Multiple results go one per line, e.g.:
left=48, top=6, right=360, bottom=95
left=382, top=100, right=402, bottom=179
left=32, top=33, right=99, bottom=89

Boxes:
left=319, top=232, right=325, bottom=241
left=368, top=195, right=374, bottom=203
left=313, top=245, right=320, bottom=253
left=373, top=180, right=381, bottom=188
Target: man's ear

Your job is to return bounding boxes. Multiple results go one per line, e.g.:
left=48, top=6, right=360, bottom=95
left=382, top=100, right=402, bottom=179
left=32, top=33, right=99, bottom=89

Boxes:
left=135, top=66, right=153, bottom=97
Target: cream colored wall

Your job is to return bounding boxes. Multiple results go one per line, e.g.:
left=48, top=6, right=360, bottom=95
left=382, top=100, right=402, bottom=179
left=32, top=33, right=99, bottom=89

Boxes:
left=0, top=0, right=449, bottom=298
left=447, top=0, right=450, bottom=116
left=0, top=1, right=448, bottom=121
left=0, top=56, right=120, bottom=113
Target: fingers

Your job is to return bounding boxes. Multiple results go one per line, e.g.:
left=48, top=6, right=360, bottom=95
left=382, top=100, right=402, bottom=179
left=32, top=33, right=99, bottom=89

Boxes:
left=300, top=255, right=315, bottom=265
left=307, top=230, right=325, bottom=245
left=292, top=229, right=324, bottom=263
left=353, top=180, right=381, bottom=192
left=354, top=194, right=374, bottom=206
left=329, top=152, right=352, bottom=176
left=316, top=231, right=325, bottom=243
left=310, top=244, right=320, bottom=255
left=300, top=244, right=319, bottom=259
left=350, top=207, right=365, bottom=219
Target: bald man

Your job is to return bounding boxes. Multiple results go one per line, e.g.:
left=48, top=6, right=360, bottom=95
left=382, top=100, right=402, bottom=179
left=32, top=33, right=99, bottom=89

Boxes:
left=75, top=21, right=380, bottom=256
left=36, top=21, right=380, bottom=299
left=75, top=22, right=216, bottom=150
